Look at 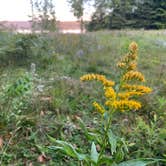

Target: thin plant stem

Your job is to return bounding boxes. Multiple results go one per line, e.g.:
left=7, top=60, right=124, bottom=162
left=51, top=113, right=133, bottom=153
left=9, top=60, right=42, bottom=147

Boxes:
left=0, top=127, right=20, bottom=164
left=98, top=111, right=114, bottom=162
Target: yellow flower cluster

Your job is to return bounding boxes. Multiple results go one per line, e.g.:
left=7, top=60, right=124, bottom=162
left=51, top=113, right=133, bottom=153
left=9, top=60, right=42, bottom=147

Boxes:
left=117, top=91, right=143, bottom=100
left=93, top=102, right=105, bottom=114
left=123, top=71, right=145, bottom=82
left=80, top=42, right=152, bottom=113
left=128, top=62, right=137, bottom=70
left=117, top=62, right=126, bottom=68
left=122, top=84, right=152, bottom=94
left=129, top=42, right=138, bottom=52
left=117, top=84, right=152, bottom=100
left=105, top=100, right=141, bottom=112
left=117, top=42, right=146, bottom=83
left=104, top=87, right=116, bottom=100
left=117, top=42, right=138, bottom=70
left=80, top=74, right=115, bottom=87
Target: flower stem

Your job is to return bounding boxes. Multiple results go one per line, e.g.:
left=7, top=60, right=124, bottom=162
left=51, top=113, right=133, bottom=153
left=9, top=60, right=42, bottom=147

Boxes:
left=98, top=111, right=113, bottom=163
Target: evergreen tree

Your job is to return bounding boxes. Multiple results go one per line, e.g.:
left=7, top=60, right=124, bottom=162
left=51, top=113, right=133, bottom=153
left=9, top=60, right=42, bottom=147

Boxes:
left=87, top=0, right=135, bottom=30
left=87, top=0, right=166, bottom=30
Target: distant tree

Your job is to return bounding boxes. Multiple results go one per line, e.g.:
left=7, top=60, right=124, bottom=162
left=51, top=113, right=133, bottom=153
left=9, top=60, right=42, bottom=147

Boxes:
left=68, top=0, right=90, bottom=32
left=30, top=0, right=56, bottom=32
left=30, top=0, right=35, bottom=32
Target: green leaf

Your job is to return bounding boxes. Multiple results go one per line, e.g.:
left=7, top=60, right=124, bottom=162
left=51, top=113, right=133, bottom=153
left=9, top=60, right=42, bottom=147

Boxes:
left=78, top=118, right=99, bottom=141
left=118, top=158, right=160, bottom=166
left=120, top=138, right=128, bottom=153
left=98, top=155, right=113, bottom=165
left=48, top=137, right=88, bottom=161
left=108, top=129, right=117, bottom=154
left=48, top=146, right=64, bottom=151
left=115, top=147, right=124, bottom=162
left=47, top=135, right=57, bottom=143
left=90, top=142, right=99, bottom=164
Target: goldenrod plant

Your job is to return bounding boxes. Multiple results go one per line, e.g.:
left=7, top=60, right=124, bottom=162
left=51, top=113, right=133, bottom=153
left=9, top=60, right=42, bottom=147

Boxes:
left=48, top=42, right=162, bottom=165
left=81, top=42, right=151, bottom=114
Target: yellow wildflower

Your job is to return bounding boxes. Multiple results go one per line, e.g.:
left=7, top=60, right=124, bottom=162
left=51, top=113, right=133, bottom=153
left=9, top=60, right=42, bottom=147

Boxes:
left=123, top=52, right=137, bottom=62
left=122, top=84, right=152, bottom=94
left=118, top=91, right=143, bottom=100
left=93, top=102, right=105, bottom=114
left=129, top=42, right=138, bottom=52
left=80, top=42, right=152, bottom=113
left=106, top=100, right=141, bottom=111
left=117, top=43, right=138, bottom=69
left=103, top=80, right=115, bottom=87
left=123, top=71, right=145, bottom=82
left=80, top=74, right=115, bottom=87
left=117, top=62, right=126, bottom=68
left=80, top=73, right=98, bottom=81
left=104, top=87, right=116, bottom=99
left=129, top=53, right=137, bottom=60
left=128, top=62, right=137, bottom=70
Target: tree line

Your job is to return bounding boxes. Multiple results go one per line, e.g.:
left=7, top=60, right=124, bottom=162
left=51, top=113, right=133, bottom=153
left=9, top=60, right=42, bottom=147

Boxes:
left=29, top=0, right=166, bottom=32
left=87, top=0, right=166, bottom=30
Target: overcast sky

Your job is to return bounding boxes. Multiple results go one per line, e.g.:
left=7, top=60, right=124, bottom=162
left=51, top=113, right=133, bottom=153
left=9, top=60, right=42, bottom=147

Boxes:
left=0, top=0, right=93, bottom=21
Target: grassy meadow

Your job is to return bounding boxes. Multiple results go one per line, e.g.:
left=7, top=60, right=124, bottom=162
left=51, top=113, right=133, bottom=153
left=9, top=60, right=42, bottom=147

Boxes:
left=0, top=30, right=166, bottom=165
